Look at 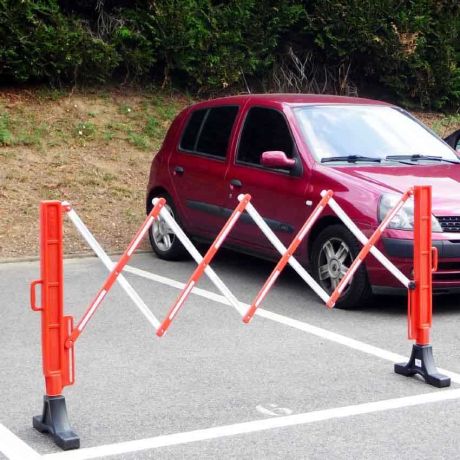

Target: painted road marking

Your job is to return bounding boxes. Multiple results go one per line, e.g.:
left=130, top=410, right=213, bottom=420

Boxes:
left=43, top=389, right=460, bottom=459
left=256, top=404, right=293, bottom=417
left=0, top=423, right=40, bottom=460
left=123, top=265, right=460, bottom=384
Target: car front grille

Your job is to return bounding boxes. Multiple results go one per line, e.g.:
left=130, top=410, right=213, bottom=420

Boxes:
left=436, top=216, right=460, bottom=233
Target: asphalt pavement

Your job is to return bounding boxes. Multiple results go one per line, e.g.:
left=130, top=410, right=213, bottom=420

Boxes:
left=1, top=249, right=460, bottom=459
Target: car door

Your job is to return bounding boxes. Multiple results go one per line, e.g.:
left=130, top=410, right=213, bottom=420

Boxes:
left=225, top=105, right=311, bottom=260
left=169, top=105, right=240, bottom=237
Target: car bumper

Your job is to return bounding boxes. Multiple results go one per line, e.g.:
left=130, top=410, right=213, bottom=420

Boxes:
left=382, top=238, right=460, bottom=259
left=367, top=238, right=460, bottom=293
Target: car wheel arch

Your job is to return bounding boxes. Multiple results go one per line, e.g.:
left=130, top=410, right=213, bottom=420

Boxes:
left=307, top=215, right=343, bottom=261
left=146, top=186, right=171, bottom=214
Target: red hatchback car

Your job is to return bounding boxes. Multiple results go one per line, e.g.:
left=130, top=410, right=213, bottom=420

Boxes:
left=146, top=94, right=460, bottom=308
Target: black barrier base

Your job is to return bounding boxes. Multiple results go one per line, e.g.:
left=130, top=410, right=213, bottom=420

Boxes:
left=33, top=395, right=80, bottom=450
left=394, top=344, right=451, bottom=388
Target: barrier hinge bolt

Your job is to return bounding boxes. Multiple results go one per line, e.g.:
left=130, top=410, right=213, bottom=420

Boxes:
left=408, top=280, right=416, bottom=290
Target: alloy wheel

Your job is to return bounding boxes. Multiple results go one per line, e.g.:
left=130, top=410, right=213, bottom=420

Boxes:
left=151, top=203, right=176, bottom=252
left=317, top=237, right=353, bottom=292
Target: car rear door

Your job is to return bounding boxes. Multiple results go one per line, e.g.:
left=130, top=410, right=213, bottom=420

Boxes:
left=169, top=104, right=240, bottom=237
left=224, top=104, right=311, bottom=260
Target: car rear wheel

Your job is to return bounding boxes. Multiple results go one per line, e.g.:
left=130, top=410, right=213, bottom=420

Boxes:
left=311, top=224, right=372, bottom=309
left=148, top=193, right=188, bottom=260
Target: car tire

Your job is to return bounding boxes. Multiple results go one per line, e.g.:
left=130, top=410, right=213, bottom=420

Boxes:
left=310, top=224, right=373, bottom=309
left=148, top=193, right=188, bottom=261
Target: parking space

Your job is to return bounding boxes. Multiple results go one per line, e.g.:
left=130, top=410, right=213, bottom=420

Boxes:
left=1, top=250, right=460, bottom=459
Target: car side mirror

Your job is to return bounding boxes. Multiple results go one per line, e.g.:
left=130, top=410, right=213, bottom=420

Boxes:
left=261, top=151, right=296, bottom=170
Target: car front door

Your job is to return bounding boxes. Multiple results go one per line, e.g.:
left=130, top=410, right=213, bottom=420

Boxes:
left=169, top=105, right=240, bottom=238
left=225, top=105, right=311, bottom=261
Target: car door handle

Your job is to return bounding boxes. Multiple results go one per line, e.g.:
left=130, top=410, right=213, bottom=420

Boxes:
left=174, top=166, right=184, bottom=176
left=230, top=179, right=242, bottom=187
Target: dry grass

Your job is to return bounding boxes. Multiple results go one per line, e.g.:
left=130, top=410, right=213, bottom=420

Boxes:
left=0, top=88, right=459, bottom=259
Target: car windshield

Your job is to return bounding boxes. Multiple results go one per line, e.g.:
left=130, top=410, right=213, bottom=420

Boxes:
left=294, top=105, right=459, bottom=164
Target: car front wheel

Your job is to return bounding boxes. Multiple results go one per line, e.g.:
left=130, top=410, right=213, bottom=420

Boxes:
left=148, top=193, right=188, bottom=260
left=311, top=224, right=372, bottom=308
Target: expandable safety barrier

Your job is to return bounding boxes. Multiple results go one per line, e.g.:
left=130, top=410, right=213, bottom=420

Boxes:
left=30, top=185, right=448, bottom=451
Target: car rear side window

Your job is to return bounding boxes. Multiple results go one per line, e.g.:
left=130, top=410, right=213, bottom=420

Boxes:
left=180, top=109, right=207, bottom=151
left=180, top=106, right=239, bottom=158
left=237, top=107, right=294, bottom=165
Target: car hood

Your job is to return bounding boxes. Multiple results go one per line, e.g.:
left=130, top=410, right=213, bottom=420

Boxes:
left=333, top=164, right=460, bottom=215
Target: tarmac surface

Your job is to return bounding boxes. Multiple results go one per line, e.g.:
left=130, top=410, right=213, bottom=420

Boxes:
left=1, top=249, right=460, bottom=459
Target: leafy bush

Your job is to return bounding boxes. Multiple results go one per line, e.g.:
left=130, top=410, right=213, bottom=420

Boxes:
left=0, top=0, right=458, bottom=108
left=290, top=0, right=460, bottom=108
left=0, top=0, right=119, bottom=84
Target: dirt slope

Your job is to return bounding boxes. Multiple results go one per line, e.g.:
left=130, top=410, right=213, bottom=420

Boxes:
left=0, top=88, right=458, bottom=259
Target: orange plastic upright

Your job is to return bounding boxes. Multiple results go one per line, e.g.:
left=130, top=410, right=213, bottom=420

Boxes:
left=32, top=201, right=75, bottom=395
left=394, top=186, right=450, bottom=387
left=31, top=201, right=79, bottom=450
left=409, top=186, right=433, bottom=345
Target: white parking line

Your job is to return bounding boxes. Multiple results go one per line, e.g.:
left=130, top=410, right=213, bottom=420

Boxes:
left=42, top=388, right=460, bottom=459
left=0, top=423, right=41, bottom=460
left=123, top=265, right=460, bottom=384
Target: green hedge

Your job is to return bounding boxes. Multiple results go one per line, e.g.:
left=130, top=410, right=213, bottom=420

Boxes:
left=0, top=0, right=459, bottom=109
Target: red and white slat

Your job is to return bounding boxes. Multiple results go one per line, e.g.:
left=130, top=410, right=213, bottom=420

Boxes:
left=63, top=202, right=161, bottom=329
left=152, top=198, right=246, bottom=317
left=237, top=194, right=330, bottom=304
left=326, top=187, right=414, bottom=308
left=322, top=190, right=411, bottom=289
left=243, top=190, right=334, bottom=323
left=156, top=194, right=252, bottom=336
left=65, top=198, right=166, bottom=347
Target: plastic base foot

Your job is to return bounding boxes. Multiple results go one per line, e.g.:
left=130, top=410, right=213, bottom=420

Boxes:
left=394, top=344, right=451, bottom=388
left=33, top=395, right=80, bottom=450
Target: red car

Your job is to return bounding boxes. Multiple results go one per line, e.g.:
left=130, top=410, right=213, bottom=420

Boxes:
left=146, top=94, right=460, bottom=308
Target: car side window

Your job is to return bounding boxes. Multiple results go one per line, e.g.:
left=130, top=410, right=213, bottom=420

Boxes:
left=180, top=106, right=239, bottom=159
left=180, top=109, right=207, bottom=151
left=237, top=107, right=294, bottom=165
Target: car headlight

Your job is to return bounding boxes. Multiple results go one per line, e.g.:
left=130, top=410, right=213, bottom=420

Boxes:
left=378, top=194, right=443, bottom=232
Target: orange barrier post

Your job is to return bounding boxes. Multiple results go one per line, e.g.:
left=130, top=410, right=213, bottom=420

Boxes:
left=394, top=186, right=450, bottom=387
left=30, top=201, right=79, bottom=450
left=157, top=194, right=252, bottom=336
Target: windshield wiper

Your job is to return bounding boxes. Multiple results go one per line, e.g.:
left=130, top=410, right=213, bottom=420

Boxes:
left=385, top=154, right=460, bottom=164
left=321, top=155, right=381, bottom=164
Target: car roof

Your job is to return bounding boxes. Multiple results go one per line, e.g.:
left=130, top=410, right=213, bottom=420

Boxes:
left=189, top=93, right=390, bottom=109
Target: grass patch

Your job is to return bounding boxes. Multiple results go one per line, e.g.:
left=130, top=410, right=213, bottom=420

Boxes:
left=1, top=89, right=186, bottom=152
left=144, top=116, right=159, bottom=138
left=75, top=121, right=97, bottom=139
left=0, top=111, right=47, bottom=147
left=127, top=131, right=149, bottom=150
left=0, top=113, right=13, bottom=145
